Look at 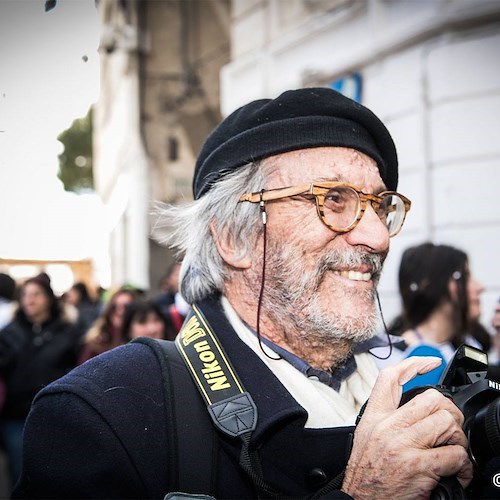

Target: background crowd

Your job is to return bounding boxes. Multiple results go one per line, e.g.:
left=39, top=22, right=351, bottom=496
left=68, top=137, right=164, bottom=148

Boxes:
left=0, top=247, right=499, bottom=495
left=0, top=261, right=188, bottom=494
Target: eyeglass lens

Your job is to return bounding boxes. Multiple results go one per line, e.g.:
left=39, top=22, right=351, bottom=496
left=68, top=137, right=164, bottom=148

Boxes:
left=322, top=187, right=405, bottom=236
left=323, top=186, right=360, bottom=229
left=379, top=194, right=406, bottom=236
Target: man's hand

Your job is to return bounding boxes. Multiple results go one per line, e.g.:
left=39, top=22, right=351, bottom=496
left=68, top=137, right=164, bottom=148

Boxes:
left=342, top=357, right=473, bottom=499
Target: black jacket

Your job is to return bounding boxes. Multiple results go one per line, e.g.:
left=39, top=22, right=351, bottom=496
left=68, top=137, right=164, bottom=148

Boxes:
left=0, top=312, right=81, bottom=419
left=13, top=296, right=353, bottom=499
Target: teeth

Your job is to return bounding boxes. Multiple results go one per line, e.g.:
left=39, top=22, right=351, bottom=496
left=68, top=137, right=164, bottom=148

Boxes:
left=336, top=270, right=372, bottom=282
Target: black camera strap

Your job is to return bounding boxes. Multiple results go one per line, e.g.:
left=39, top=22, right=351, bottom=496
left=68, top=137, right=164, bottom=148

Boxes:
left=175, top=304, right=257, bottom=437
left=175, top=304, right=284, bottom=498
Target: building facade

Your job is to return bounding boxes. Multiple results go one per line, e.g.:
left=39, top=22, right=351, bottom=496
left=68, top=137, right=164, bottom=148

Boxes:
left=94, top=0, right=500, bottom=327
left=93, top=0, right=230, bottom=291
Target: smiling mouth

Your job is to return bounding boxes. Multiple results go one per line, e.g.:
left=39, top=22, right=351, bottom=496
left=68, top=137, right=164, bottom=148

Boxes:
left=333, top=270, right=372, bottom=282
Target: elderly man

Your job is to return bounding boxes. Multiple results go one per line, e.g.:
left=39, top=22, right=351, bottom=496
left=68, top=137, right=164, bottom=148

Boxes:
left=14, top=88, right=472, bottom=499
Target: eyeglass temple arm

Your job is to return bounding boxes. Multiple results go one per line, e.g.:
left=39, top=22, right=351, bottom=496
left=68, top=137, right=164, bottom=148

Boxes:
left=239, top=184, right=311, bottom=203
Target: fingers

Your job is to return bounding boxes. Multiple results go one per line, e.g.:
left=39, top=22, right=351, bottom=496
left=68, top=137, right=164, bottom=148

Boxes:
left=395, top=388, right=464, bottom=429
left=455, top=453, right=475, bottom=489
left=343, top=443, right=473, bottom=498
left=364, top=356, right=443, bottom=415
left=409, top=408, right=467, bottom=448
left=422, top=446, right=474, bottom=488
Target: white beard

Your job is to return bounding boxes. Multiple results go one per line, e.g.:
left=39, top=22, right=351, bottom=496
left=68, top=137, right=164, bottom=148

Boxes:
left=259, top=241, right=384, bottom=348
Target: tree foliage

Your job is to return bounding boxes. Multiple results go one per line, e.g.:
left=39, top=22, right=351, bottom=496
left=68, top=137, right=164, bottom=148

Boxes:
left=57, top=108, right=94, bottom=192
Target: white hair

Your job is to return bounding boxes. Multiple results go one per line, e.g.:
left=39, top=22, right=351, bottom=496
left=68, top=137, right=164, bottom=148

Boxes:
left=155, top=162, right=266, bottom=303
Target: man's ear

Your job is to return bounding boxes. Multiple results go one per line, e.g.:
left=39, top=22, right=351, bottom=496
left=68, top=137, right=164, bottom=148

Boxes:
left=210, top=220, right=252, bottom=269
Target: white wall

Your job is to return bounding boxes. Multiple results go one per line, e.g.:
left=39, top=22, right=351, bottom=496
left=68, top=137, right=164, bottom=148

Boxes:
left=221, top=0, right=500, bottom=327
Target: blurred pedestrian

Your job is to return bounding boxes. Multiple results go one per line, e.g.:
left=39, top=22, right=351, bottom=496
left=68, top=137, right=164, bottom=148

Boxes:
left=378, top=242, right=484, bottom=390
left=121, top=300, right=167, bottom=341
left=64, top=282, right=99, bottom=333
left=153, top=261, right=181, bottom=315
left=491, top=300, right=500, bottom=363
left=468, top=320, right=492, bottom=354
left=163, top=292, right=190, bottom=340
left=0, top=276, right=81, bottom=490
left=0, top=273, right=17, bottom=331
left=0, top=273, right=18, bottom=467
left=78, top=287, right=137, bottom=364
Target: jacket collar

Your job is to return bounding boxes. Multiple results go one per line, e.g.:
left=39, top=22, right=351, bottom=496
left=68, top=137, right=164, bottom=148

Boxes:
left=196, top=295, right=308, bottom=443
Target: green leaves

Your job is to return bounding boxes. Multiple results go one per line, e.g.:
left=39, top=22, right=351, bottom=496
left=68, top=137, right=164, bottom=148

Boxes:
left=57, top=107, right=93, bottom=193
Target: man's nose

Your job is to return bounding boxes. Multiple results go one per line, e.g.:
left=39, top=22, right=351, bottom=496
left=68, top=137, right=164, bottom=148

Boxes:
left=343, top=203, right=390, bottom=252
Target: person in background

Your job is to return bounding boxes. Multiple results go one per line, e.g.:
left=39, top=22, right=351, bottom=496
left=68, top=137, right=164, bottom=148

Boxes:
left=491, top=300, right=500, bottom=363
left=378, top=242, right=484, bottom=390
left=163, top=292, right=190, bottom=340
left=153, top=261, right=189, bottom=339
left=468, top=319, right=492, bottom=354
left=121, top=301, right=167, bottom=341
left=64, top=282, right=99, bottom=333
left=0, top=273, right=17, bottom=331
left=153, top=261, right=181, bottom=315
left=0, top=273, right=18, bottom=474
left=0, top=275, right=81, bottom=491
left=78, top=287, right=137, bottom=364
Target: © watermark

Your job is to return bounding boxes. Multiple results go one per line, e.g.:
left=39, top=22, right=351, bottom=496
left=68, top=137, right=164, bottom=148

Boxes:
left=493, top=473, right=500, bottom=488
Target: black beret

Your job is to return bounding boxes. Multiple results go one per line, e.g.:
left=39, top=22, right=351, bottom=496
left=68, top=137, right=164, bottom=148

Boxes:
left=193, top=87, right=398, bottom=199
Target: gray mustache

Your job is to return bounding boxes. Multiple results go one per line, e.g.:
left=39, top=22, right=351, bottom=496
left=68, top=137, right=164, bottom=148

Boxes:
left=320, top=251, right=384, bottom=277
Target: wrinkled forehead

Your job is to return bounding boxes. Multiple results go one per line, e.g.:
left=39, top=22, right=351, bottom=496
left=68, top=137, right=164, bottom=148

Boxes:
left=262, top=146, right=385, bottom=191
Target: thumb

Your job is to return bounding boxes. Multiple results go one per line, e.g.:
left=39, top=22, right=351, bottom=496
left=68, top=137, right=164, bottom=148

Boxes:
left=365, top=356, right=443, bottom=415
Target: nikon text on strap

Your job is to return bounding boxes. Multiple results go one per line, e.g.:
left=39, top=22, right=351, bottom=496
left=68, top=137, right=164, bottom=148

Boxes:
left=175, top=304, right=257, bottom=437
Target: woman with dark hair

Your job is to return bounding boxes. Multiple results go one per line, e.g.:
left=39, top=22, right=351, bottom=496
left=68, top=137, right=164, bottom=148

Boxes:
left=78, top=287, right=137, bottom=364
left=121, top=300, right=167, bottom=341
left=0, top=275, right=82, bottom=490
left=65, top=282, right=99, bottom=332
left=387, top=242, right=484, bottom=390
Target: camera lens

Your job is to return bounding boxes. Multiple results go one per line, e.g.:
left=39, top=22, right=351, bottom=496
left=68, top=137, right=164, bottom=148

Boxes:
left=468, top=396, right=500, bottom=468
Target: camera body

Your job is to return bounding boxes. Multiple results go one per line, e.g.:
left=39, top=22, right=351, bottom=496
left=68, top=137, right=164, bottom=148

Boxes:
left=400, top=344, right=500, bottom=471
